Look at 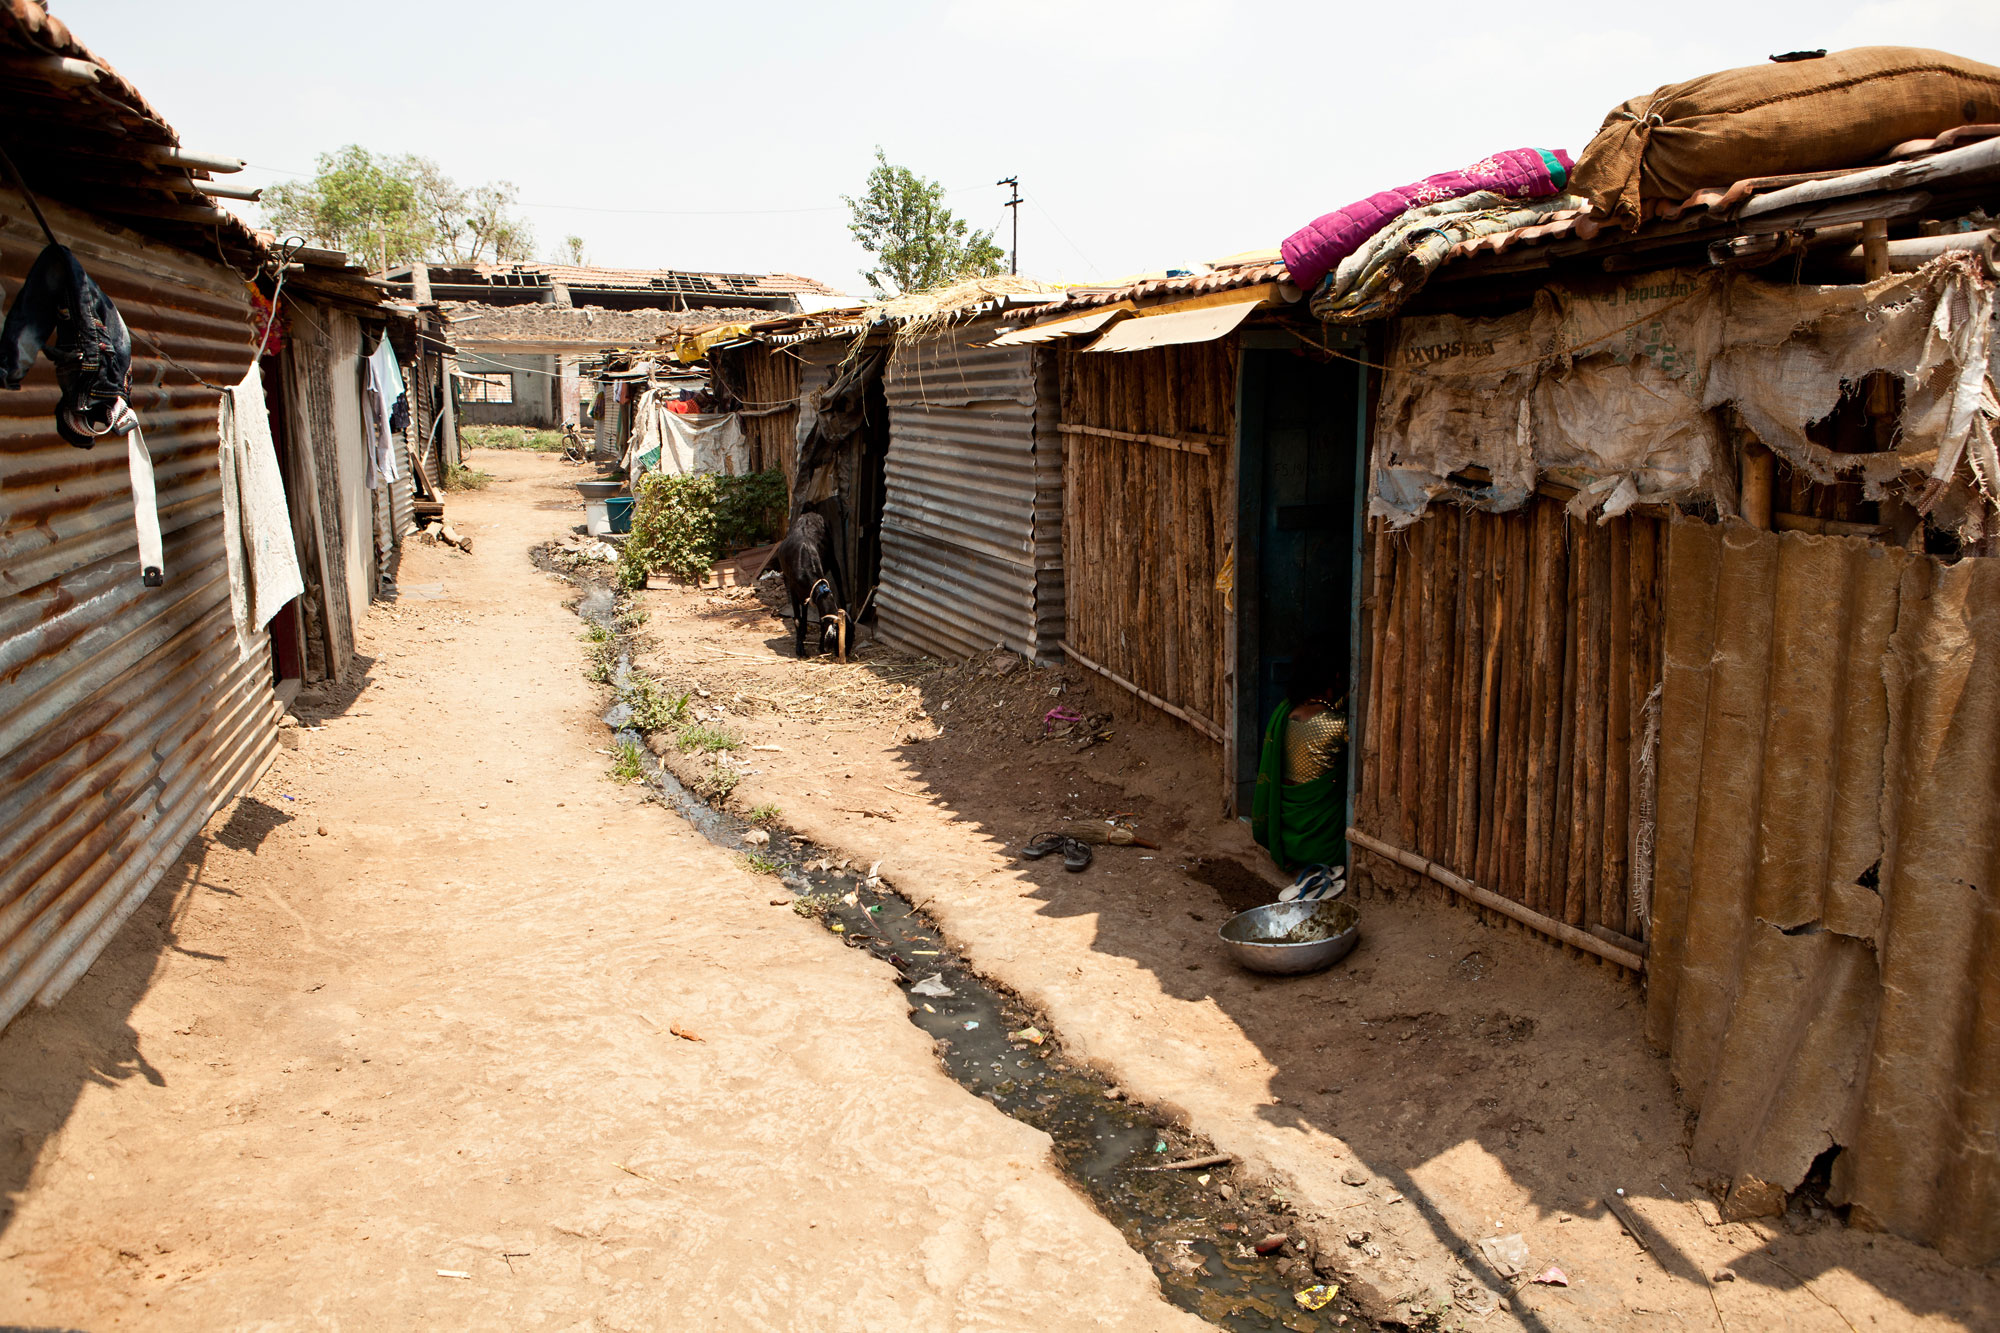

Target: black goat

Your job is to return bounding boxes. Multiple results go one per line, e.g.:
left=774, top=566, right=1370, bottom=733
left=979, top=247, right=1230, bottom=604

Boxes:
left=774, top=512, right=842, bottom=659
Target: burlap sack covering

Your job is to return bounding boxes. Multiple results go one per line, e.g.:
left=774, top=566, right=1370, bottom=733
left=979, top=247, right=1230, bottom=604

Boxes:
left=1570, top=47, right=2000, bottom=226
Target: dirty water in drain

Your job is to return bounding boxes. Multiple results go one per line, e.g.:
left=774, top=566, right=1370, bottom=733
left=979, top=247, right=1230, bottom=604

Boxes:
left=558, top=562, right=1366, bottom=1331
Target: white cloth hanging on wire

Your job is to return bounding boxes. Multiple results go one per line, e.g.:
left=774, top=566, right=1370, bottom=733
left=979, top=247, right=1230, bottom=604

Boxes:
left=218, top=363, right=304, bottom=659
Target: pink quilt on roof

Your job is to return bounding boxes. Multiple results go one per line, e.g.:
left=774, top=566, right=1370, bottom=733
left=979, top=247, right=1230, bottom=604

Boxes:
left=1282, top=148, right=1574, bottom=290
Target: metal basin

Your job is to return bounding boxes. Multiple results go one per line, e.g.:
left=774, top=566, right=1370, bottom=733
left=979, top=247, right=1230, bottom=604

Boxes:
left=576, top=479, right=626, bottom=501
left=1219, top=899, right=1360, bottom=975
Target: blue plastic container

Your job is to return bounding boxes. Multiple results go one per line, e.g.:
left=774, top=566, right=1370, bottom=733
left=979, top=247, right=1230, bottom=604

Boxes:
left=606, top=496, right=635, bottom=534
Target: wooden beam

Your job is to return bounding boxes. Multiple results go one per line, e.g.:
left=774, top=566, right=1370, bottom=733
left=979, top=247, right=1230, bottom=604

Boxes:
left=1347, top=826, right=1647, bottom=972
left=1059, top=422, right=1214, bottom=456
left=1061, top=641, right=1224, bottom=744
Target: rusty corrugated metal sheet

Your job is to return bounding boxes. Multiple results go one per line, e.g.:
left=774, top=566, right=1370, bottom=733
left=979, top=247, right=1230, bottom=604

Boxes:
left=0, top=191, right=266, bottom=1031
left=1649, top=519, right=2000, bottom=1265
left=875, top=320, right=1062, bottom=662
left=1027, top=263, right=1292, bottom=318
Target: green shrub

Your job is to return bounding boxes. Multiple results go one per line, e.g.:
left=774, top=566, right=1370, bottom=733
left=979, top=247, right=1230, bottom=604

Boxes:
left=739, top=852, right=783, bottom=876
left=714, top=471, right=787, bottom=552
left=747, top=803, right=782, bottom=826
left=618, top=469, right=787, bottom=588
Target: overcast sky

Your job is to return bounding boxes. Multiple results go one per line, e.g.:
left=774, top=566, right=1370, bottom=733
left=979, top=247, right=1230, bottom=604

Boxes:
left=63, top=0, right=2000, bottom=294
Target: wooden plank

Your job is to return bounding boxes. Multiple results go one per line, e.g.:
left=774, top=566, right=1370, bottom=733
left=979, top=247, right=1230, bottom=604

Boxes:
left=1058, top=422, right=1213, bottom=455
left=1062, top=641, right=1224, bottom=744
left=1348, top=828, right=1645, bottom=973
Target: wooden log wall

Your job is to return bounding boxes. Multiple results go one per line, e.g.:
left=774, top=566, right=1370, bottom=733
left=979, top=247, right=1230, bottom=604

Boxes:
left=1057, top=339, right=1236, bottom=737
left=724, top=344, right=801, bottom=479
left=1356, top=498, right=1665, bottom=942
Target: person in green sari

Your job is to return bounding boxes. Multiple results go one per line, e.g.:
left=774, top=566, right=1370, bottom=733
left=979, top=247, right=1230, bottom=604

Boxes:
left=1251, top=657, right=1349, bottom=874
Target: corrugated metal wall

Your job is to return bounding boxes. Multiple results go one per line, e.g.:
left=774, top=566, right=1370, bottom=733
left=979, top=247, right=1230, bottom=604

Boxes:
left=0, top=193, right=267, bottom=1031
left=877, top=320, right=1062, bottom=662
left=1648, top=520, right=2000, bottom=1265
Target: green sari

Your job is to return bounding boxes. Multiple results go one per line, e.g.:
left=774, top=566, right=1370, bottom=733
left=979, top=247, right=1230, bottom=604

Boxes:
left=1250, top=701, right=1348, bottom=873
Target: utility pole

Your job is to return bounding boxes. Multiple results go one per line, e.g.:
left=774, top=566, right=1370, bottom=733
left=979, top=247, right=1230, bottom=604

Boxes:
left=997, top=176, right=1021, bottom=275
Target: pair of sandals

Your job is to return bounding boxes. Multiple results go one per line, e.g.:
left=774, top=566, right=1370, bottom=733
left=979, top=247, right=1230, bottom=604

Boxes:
left=1021, top=831, right=1093, bottom=872
left=1278, top=863, right=1346, bottom=903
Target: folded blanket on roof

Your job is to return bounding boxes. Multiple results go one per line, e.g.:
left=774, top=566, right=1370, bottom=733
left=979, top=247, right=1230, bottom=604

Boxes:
left=1312, top=193, right=1585, bottom=325
left=1282, top=149, right=1573, bottom=290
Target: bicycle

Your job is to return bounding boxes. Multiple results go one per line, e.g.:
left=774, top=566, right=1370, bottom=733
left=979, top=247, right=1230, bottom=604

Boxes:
left=560, top=420, right=589, bottom=464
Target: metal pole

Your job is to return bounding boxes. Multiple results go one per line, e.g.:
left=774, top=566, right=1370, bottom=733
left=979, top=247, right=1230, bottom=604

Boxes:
left=997, top=176, right=1021, bottom=275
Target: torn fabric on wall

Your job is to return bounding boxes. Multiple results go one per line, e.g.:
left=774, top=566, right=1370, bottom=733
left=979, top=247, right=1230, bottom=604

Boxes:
left=1372, top=254, right=2000, bottom=534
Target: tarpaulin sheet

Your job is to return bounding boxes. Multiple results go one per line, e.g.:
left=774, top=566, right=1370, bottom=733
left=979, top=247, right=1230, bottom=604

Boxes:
left=1650, top=518, right=2000, bottom=1265
left=625, top=387, right=748, bottom=483
left=1373, top=255, right=2000, bottom=536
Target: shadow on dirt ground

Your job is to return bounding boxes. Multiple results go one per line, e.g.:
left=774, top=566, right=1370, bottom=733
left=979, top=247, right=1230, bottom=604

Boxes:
left=623, top=576, right=1998, bottom=1330
left=0, top=841, right=207, bottom=1241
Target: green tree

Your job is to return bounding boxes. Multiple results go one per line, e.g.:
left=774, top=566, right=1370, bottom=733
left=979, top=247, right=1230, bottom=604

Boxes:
left=842, top=148, right=1005, bottom=296
left=263, top=145, right=431, bottom=270
left=559, top=234, right=588, bottom=265
left=263, top=146, right=533, bottom=270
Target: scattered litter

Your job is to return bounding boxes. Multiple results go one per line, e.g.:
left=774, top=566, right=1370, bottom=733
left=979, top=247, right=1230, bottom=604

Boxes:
left=963, top=1021, right=979, bottom=1030
left=1294, top=1283, right=1338, bottom=1310
left=1256, top=1233, right=1289, bottom=1255
left=742, top=829, right=770, bottom=847
left=1532, top=1265, right=1570, bottom=1287
left=911, top=974, right=954, bottom=998
left=1477, top=1233, right=1531, bottom=1278
left=1197, top=1174, right=1211, bottom=1186
left=668, top=1025, right=703, bottom=1042
left=436, top=1269, right=471, bottom=1280
left=1010, top=1026, right=1045, bottom=1046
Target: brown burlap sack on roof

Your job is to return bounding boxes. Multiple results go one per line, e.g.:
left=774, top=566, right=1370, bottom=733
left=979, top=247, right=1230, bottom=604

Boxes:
left=1569, top=46, right=2000, bottom=226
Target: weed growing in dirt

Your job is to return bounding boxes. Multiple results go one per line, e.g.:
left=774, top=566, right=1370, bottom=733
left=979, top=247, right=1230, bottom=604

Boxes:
left=747, top=803, right=781, bottom=825
left=461, top=425, right=563, bottom=452
left=676, top=723, right=741, bottom=754
left=442, top=461, right=493, bottom=491
left=582, top=623, right=611, bottom=643
left=615, top=603, right=649, bottom=631
left=583, top=636, right=616, bottom=684
left=739, top=852, right=782, bottom=876
left=793, top=892, right=837, bottom=918
left=622, top=678, right=690, bottom=733
left=608, top=739, right=645, bottom=783
left=692, top=762, right=739, bottom=802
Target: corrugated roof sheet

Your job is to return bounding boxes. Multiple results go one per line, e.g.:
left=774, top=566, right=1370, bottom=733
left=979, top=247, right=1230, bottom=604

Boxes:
left=1025, top=262, right=1293, bottom=317
left=0, top=1, right=264, bottom=269
left=391, top=262, right=839, bottom=298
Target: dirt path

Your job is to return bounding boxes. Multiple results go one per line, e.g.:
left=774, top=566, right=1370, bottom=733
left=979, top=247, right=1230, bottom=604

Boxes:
left=0, top=451, right=1204, bottom=1332
left=618, top=503, right=2000, bottom=1333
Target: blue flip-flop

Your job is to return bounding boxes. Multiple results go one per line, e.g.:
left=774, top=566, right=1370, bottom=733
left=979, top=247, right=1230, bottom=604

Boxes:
left=1278, top=863, right=1346, bottom=903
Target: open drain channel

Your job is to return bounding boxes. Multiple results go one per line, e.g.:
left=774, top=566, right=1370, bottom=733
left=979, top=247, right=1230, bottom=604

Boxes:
left=561, top=567, right=1369, bottom=1331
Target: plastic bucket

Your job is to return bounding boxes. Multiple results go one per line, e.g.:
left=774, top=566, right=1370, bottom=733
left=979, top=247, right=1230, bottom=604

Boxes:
left=606, top=496, right=635, bottom=534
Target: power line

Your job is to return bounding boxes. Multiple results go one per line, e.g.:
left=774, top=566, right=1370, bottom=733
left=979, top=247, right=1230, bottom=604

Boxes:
left=1025, top=191, right=1098, bottom=277
left=247, top=162, right=993, bottom=219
